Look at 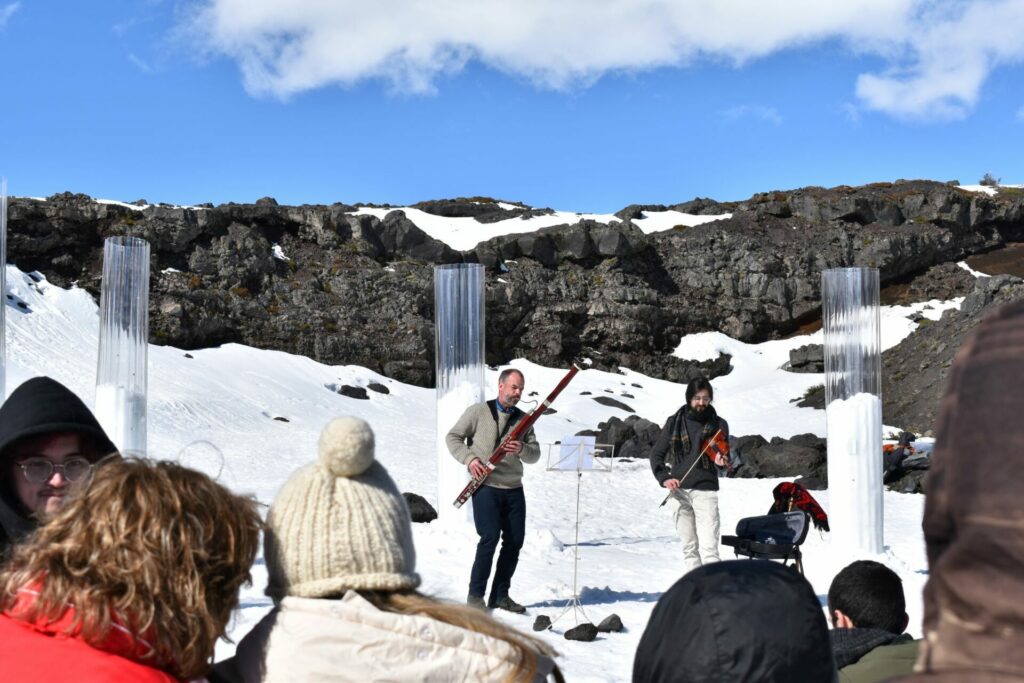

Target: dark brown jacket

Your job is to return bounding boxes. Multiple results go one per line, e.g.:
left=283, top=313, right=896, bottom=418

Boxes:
left=897, top=299, right=1024, bottom=681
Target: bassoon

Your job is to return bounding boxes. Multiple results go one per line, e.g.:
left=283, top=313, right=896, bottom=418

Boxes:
left=453, top=361, right=585, bottom=508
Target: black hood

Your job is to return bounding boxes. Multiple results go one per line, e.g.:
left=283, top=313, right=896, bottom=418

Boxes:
left=0, top=376, right=117, bottom=463
left=633, top=560, right=837, bottom=683
left=0, top=377, right=115, bottom=556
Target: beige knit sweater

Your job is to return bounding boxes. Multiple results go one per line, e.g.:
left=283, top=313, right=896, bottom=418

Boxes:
left=445, top=401, right=540, bottom=489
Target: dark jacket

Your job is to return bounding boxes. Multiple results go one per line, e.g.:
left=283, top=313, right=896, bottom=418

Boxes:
left=831, top=628, right=918, bottom=682
left=0, top=377, right=116, bottom=557
left=841, top=640, right=919, bottom=683
left=649, top=407, right=729, bottom=491
left=893, top=299, right=1024, bottom=682
left=633, top=560, right=837, bottom=683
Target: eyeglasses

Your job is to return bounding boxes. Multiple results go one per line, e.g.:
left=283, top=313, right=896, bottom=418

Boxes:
left=691, top=396, right=712, bottom=404
left=16, top=457, right=94, bottom=484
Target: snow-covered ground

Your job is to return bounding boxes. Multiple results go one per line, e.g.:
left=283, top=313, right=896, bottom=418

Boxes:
left=959, top=183, right=1024, bottom=196
left=3, top=257, right=971, bottom=681
left=353, top=205, right=730, bottom=251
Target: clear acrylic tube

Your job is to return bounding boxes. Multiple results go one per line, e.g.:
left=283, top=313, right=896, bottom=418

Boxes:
left=822, top=267, right=883, bottom=555
left=95, top=236, right=150, bottom=455
left=435, top=263, right=485, bottom=526
left=0, top=178, right=7, bottom=401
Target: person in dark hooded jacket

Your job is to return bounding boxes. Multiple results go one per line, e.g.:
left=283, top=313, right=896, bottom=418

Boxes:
left=0, top=376, right=116, bottom=558
left=633, top=560, right=837, bottom=683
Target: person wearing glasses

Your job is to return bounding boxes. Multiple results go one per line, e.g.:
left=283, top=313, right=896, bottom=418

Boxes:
left=0, top=376, right=116, bottom=558
left=649, top=377, right=731, bottom=573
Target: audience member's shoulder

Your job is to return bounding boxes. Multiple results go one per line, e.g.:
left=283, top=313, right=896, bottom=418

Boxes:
left=839, top=638, right=919, bottom=683
left=891, top=672, right=1024, bottom=683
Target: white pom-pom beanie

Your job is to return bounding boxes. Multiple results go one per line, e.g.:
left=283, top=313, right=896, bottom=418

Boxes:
left=264, top=416, right=420, bottom=599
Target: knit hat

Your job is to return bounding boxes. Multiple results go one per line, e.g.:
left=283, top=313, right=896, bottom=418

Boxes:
left=264, top=416, right=420, bottom=600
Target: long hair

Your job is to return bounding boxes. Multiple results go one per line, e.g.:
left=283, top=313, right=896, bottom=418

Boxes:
left=685, top=376, right=714, bottom=404
left=360, top=590, right=563, bottom=683
left=0, top=458, right=263, bottom=679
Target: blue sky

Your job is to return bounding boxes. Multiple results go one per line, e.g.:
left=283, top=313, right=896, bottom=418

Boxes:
left=1, top=1, right=1022, bottom=212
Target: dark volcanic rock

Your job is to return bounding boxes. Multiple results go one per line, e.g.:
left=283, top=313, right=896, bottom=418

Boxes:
left=377, top=211, right=461, bottom=263
left=402, top=492, right=437, bottom=523
left=786, top=344, right=823, bottom=373
left=794, top=476, right=827, bottom=491
left=886, top=470, right=928, bottom=494
left=413, top=198, right=553, bottom=225
left=670, top=198, right=734, bottom=215
left=367, top=382, right=390, bottom=394
left=577, top=414, right=663, bottom=459
left=597, top=614, right=624, bottom=633
left=791, top=384, right=825, bottom=410
left=337, top=385, right=369, bottom=400
left=564, top=623, right=599, bottom=642
left=733, top=433, right=827, bottom=480
left=617, top=417, right=663, bottom=460
left=880, top=261, right=977, bottom=306
left=533, top=615, right=552, bottom=631
left=591, top=396, right=635, bottom=413
left=615, top=204, right=668, bottom=221
left=883, top=274, right=1024, bottom=434
left=594, top=416, right=634, bottom=452
left=6, top=181, right=1024, bottom=389
left=730, top=434, right=769, bottom=463
left=905, top=262, right=977, bottom=302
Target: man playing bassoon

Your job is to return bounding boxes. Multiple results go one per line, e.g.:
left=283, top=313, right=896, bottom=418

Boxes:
left=446, top=368, right=539, bottom=614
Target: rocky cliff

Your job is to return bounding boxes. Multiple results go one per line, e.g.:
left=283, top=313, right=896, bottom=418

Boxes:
left=8, top=181, right=1024, bottom=436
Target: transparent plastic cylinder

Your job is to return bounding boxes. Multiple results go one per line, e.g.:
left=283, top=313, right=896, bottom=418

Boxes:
left=822, top=267, right=883, bottom=555
left=435, top=263, right=485, bottom=527
left=95, top=236, right=150, bottom=455
left=0, top=178, right=7, bottom=401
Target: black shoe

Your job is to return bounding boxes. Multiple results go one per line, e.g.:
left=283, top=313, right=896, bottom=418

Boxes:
left=467, top=594, right=487, bottom=610
left=489, top=596, right=526, bottom=614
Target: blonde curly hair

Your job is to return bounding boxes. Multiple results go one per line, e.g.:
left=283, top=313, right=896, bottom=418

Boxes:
left=0, top=457, right=262, bottom=680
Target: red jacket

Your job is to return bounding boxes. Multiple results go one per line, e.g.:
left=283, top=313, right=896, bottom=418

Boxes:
left=0, top=587, right=180, bottom=682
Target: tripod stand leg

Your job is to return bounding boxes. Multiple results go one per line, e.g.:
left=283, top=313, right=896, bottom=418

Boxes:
left=551, top=471, right=592, bottom=627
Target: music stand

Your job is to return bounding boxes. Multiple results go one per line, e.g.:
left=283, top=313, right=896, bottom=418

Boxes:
left=545, top=436, right=614, bottom=627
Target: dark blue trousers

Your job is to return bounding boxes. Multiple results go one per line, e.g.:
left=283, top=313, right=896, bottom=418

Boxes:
left=469, top=485, right=526, bottom=602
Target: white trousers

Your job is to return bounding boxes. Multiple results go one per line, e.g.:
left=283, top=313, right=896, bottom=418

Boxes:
left=672, top=489, right=721, bottom=572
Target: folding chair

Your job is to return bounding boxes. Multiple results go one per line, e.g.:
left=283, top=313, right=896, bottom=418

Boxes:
left=720, top=510, right=809, bottom=574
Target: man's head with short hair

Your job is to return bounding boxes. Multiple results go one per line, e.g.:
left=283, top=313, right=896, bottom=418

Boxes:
left=828, top=560, right=908, bottom=634
left=498, top=368, right=523, bottom=385
left=497, top=369, right=525, bottom=408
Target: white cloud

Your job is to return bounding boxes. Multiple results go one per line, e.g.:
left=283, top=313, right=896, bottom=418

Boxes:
left=723, top=104, right=783, bottom=125
left=183, top=0, right=1024, bottom=121
left=855, top=0, right=1024, bottom=121
left=0, top=2, right=21, bottom=28
left=129, top=53, right=154, bottom=73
